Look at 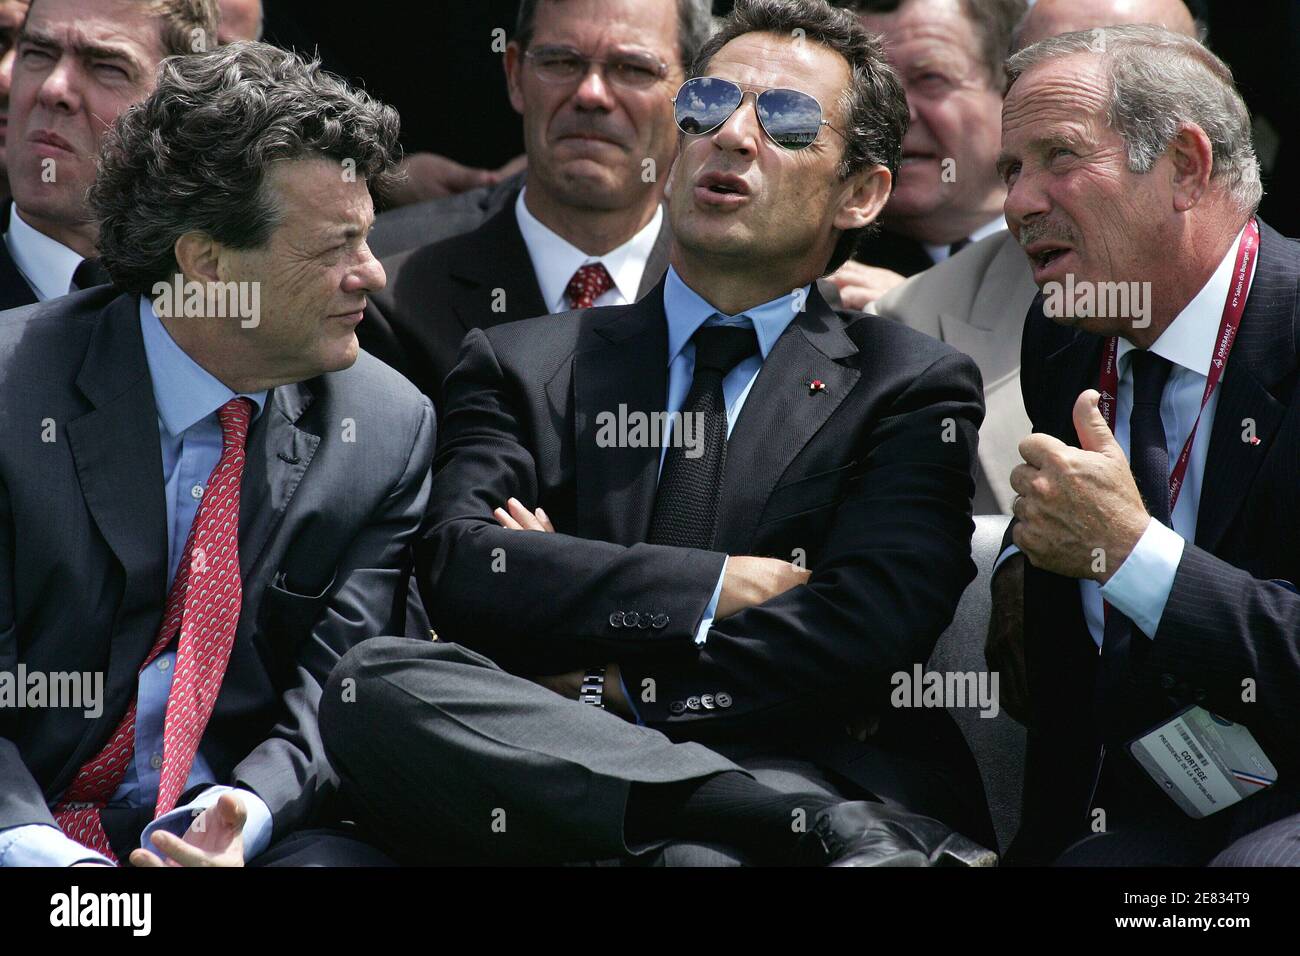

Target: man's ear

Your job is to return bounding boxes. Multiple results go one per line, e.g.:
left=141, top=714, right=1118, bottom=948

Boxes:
left=504, top=42, right=526, bottom=116
left=174, top=232, right=223, bottom=286
left=1167, top=121, right=1214, bottom=213
left=833, top=164, right=892, bottom=232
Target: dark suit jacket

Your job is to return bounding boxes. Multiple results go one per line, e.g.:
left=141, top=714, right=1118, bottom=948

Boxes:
left=1012, top=220, right=1300, bottom=862
left=0, top=204, right=40, bottom=312
left=359, top=190, right=672, bottom=412
left=369, top=172, right=523, bottom=259
left=0, top=290, right=435, bottom=855
left=418, top=279, right=995, bottom=844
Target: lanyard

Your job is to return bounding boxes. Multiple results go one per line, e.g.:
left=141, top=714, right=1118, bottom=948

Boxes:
left=1096, top=218, right=1259, bottom=515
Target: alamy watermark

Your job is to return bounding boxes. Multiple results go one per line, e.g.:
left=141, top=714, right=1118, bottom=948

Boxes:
left=595, top=404, right=704, bottom=459
left=890, top=664, right=1000, bottom=719
left=152, top=275, right=261, bottom=328
left=0, top=666, right=103, bottom=718
left=1043, top=274, right=1151, bottom=328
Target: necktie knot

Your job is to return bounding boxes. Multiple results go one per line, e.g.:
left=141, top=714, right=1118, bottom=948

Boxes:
left=217, top=397, right=254, bottom=450
left=565, top=262, right=614, bottom=311
left=1130, top=350, right=1173, bottom=407
left=692, top=323, right=759, bottom=376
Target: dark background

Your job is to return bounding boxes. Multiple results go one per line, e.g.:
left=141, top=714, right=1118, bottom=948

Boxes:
left=261, top=0, right=1297, bottom=234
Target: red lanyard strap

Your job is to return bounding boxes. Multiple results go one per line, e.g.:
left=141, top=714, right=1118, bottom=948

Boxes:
left=1096, top=218, right=1259, bottom=514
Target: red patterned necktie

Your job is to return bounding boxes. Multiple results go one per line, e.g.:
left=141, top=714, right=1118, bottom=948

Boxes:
left=564, top=262, right=614, bottom=310
left=54, top=398, right=254, bottom=861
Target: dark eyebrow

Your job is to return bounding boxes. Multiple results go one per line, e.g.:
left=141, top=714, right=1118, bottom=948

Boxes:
left=18, top=26, right=140, bottom=67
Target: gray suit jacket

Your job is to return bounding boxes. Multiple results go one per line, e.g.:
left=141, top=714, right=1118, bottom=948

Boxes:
left=870, top=230, right=1037, bottom=514
left=0, top=289, right=435, bottom=850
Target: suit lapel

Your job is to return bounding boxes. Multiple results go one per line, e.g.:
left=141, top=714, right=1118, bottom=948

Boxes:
left=64, top=294, right=168, bottom=775
left=237, top=381, right=321, bottom=580
left=636, top=214, right=672, bottom=300
left=447, top=196, right=547, bottom=332
left=567, top=293, right=668, bottom=545
left=716, top=288, right=860, bottom=554
left=1194, top=222, right=1297, bottom=553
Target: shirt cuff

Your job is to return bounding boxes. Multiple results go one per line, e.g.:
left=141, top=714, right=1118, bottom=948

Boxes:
left=992, top=544, right=1021, bottom=576
left=139, top=785, right=274, bottom=864
left=618, top=672, right=644, bottom=725
left=694, top=558, right=727, bottom=646
left=0, top=824, right=115, bottom=867
left=1098, top=518, right=1185, bottom=639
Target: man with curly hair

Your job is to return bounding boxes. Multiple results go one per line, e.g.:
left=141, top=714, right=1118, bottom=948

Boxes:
left=0, top=41, right=433, bottom=867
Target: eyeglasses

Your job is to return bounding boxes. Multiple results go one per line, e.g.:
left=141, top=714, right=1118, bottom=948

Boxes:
left=524, top=45, right=669, bottom=90
left=672, top=76, right=847, bottom=150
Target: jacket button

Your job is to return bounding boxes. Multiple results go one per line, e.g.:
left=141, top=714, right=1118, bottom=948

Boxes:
left=700, top=694, right=715, bottom=709
left=686, top=696, right=701, bottom=711
left=1194, top=688, right=1207, bottom=702
left=637, top=613, right=652, bottom=630
left=623, top=611, right=641, bottom=627
left=715, top=692, right=732, bottom=708
left=1159, top=673, right=1176, bottom=690
left=669, top=701, right=686, bottom=715
left=652, top=614, right=669, bottom=629
left=609, top=612, right=625, bottom=628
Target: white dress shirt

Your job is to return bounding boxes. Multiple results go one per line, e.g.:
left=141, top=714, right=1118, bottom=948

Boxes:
left=3, top=202, right=87, bottom=300
left=515, top=187, right=663, bottom=313
left=922, top=215, right=1007, bottom=265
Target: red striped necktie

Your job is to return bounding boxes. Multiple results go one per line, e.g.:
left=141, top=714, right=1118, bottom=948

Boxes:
left=54, top=397, right=253, bottom=860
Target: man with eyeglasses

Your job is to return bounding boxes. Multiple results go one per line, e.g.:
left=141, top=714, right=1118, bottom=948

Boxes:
left=357, top=0, right=710, bottom=412
left=323, top=0, right=994, bottom=867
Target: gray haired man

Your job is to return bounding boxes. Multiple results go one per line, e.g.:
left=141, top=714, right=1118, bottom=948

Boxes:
left=0, top=42, right=434, bottom=866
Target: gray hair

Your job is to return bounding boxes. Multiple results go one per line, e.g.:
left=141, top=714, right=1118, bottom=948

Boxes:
left=90, top=41, right=402, bottom=295
left=513, top=0, right=714, bottom=73
left=1007, top=25, right=1262, bottom=214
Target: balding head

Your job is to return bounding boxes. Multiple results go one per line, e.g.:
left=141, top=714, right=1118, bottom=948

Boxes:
left=1014, top=0, right=1196, bottom=51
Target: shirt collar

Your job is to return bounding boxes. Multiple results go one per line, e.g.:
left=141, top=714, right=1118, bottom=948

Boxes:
left=138, top=295, right=268, bottom=437
left=515, top=187, right=663, bottom=313
left=922, top=215, right=1007, bottom=265
left=3, top=202, right=86, bottom=301
left=662, top=265, right=804, bottom=366
left=1116, top=224, right=1254, bottom=379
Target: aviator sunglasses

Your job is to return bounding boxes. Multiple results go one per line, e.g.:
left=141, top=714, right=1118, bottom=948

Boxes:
left=672, top=76, right=847, bottom=150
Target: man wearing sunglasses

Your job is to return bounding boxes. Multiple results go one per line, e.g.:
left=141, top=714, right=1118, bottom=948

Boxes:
left=323, top=0, right=993, bottom=866
left=357, top=0, right=711, bottom=412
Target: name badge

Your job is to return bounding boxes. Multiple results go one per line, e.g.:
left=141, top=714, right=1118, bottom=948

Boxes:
left=1127, top=706, right=1277, bottom=818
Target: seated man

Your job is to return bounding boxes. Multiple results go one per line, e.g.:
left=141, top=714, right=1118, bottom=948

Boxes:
left=989, top=25, right=1300, bottom=865
left=324, top=0, right=994, bottom=866
left=0, top=42, right=434, bottom=867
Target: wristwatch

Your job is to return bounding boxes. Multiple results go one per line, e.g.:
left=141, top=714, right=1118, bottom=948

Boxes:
left=579, top=666, right=607, bottom=708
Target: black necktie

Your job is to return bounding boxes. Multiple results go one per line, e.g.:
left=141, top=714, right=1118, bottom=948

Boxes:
left=647, top=323, right=759, bottom=550
left=1096, top=349, right=1174, bottom=744
left=72, top=257, right=111, bottom=291
left=948, top=237, right=970, bottom=258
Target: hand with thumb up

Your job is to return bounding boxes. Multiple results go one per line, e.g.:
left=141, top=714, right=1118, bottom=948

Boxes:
left=1008, top=389, right=1153, bottom=583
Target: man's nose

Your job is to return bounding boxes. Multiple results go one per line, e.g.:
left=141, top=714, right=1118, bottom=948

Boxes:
left=711, top=94, right=760, bottom=157
left=571, top=63, right=616, bottom=111
left=1004, top=166, right=1051, bottom=231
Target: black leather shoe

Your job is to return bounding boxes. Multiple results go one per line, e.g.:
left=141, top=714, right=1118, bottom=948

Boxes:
left=796, top=801, right=998, bottom=867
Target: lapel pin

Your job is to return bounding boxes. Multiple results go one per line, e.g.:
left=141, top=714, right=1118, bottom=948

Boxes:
left=804, top=379, right=827, bottom=395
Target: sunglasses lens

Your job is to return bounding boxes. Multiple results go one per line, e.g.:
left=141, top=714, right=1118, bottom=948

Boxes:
left=675, top=78, right=742, bottom=136
left=757, top=88, right=824, bottom=149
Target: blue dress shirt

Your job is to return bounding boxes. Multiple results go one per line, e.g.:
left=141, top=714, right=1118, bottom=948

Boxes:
left=659, top=267, right=806, bottom=646
left=0, top=298, right=274, bottom=866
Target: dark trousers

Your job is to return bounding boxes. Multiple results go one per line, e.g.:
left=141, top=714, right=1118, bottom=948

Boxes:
left=320, top=637, right=740, bottom=865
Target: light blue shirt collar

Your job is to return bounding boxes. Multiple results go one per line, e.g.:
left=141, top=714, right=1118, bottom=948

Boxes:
left=662, top=265, right=805, bottom=366
left=138, top=295, right=267, bottom=437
